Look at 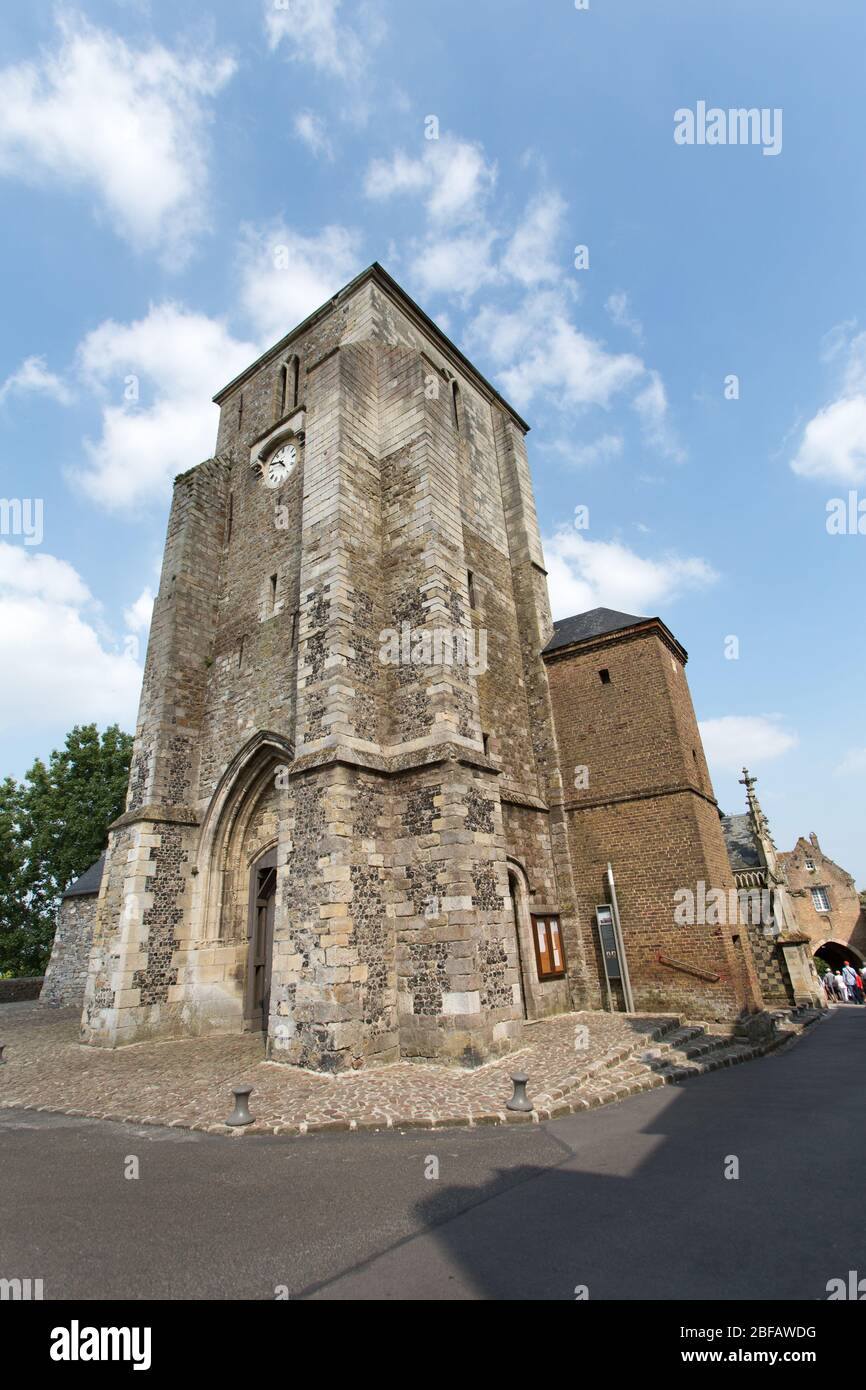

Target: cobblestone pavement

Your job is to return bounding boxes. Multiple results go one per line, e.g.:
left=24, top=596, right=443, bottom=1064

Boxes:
left=0, top=1003, right=678, bottom=1135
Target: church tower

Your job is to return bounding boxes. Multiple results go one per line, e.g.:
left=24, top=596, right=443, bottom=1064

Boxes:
left=80, top=265, right=588, bottom=1069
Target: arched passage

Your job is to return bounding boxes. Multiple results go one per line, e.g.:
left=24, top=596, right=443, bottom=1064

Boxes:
left=815, top=940, right=864, bottom=973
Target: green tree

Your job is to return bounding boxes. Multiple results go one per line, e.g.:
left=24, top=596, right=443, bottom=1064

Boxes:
left=2, top=724, right=133, bottom=975
left=0, top=777, right=32, bottom=974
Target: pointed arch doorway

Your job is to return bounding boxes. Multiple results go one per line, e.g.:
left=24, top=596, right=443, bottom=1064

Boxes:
left=246, top=846, right=277, bottom=1032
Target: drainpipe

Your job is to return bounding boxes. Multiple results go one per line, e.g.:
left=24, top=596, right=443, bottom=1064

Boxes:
left=607, top=862, right=635, bottom=1013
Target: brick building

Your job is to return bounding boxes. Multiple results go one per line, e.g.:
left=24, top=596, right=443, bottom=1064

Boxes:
left=54, top=266, right=765, bottom=1069
left=779, top=834, right=866, bottom=971
left=718, top=768, right=866, bottom=1004
left=545, top=609, right=762, bottom=1018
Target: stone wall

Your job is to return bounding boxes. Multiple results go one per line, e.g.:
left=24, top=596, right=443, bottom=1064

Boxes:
left=1, top=976, right=45, bottom=1003
left=79, top=267, right=685, bottom=1063
left=780, top=835, right=866, bottom=962
left=41, top=896, right=98, bottom=1007
left=744, top=922, right=794, bottom=1007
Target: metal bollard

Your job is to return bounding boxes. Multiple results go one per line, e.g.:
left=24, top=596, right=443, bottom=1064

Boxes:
left=226, top=1084, right=254, bottom=1127
left=506, top=1072, right=533, bottom=1112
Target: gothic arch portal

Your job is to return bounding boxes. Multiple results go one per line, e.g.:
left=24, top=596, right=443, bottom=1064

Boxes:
left=196, top=732, right=294, bottom=946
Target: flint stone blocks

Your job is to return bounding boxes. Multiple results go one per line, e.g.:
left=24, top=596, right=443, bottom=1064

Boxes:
left=70, top=265, right=761, bottom=1072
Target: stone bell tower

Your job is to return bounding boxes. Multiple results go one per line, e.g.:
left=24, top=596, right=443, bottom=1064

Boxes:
left=80, top=264, right=587, bottom=1069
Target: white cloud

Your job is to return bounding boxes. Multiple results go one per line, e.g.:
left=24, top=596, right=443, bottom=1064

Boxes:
left=238, top=221, right=362, bottom=346
left=265, top=0, right=380, bottom=79
left=632, top=369, right=685, bottom=462
left=560, top=433, right=623, bottom=469
left=791, top=395, right=866, bottom=485
left=0, top=544, right=90, bottom=605
left=365, top=135, right=496, bottom=226
left=410, top=229, right=500, bottom=302
left=471, top=292, right=645, bottom=414
left=366, top=138, right=567, bottom=307
left=0, top=543, right=141, bottom=734
left=542, top=527, right=717, bottom=619
left=605, top=290, right=643, bottom=341
left=791, top=326, right=866, bottom=484
left=834, top=747, right=866, bottom=777
left=698, top=715, right=799, bottom=773
left=294, top=109, right=334, bottom=160
left=500, top=191, right=566, bottom=287
left=0, top=354, right=73, bottom=406
left=0, top=14, right=234, bottom=266
left=124, top=587, right=154, bottom=633
left=72, top=302, right=257, bottom=513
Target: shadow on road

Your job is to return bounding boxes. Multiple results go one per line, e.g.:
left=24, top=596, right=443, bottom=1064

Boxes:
left=319, top=1011, right=866, bottom=1300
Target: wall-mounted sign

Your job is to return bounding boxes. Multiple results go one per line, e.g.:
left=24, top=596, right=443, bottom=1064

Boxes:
left=531, top=914, right=566, bottom=981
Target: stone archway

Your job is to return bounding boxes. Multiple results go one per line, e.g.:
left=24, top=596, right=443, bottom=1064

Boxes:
left=815, top=939, right=864, bottom=973
left=193, top=732, right=293, bottom=1034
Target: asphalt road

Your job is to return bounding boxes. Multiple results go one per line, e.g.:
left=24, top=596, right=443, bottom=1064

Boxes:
left=1, top=1008, right=863, bottom=1300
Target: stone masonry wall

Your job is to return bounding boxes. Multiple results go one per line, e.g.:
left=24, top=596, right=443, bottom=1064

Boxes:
left=81, top=268, right=588, bottom=1064
left=41, top=895, right=99, bottom=1007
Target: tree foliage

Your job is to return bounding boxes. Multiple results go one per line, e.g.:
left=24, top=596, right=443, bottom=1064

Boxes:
left=0, top=725, right=133, bottom=976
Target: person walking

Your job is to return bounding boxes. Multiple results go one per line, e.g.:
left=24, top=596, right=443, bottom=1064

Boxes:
left=836, top=969, right=850, bottom=1001
left=843, top=961, right=863, bottom=1004
left=823, top=970, right=839, bottom=1002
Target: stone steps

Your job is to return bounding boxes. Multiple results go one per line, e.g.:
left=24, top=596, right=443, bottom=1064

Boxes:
left=532, top=1007, right=825, bottom=1121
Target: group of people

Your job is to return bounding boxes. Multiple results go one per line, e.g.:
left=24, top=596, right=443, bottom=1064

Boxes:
left=822, top=960, right=866, bottom=1004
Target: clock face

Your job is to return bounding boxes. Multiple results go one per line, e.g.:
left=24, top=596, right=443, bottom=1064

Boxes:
left=264, top=443, right=297, bottom=488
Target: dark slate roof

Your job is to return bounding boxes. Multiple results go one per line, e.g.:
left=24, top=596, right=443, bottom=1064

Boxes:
left=720, top=815, right=762, bottom=872
left=544, top=607, right=650, bottom=654
left=62, top=852, right=106, bottom=899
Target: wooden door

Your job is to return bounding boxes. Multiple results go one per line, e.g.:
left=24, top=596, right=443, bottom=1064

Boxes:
left=248, top=849, right=277, bottom=1031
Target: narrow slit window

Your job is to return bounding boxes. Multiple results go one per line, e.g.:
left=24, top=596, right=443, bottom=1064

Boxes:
left=278, top=364, right=288, bottom=418
left=467, top=570, right=476, bottom=607
left=451, top=380, right=462, bottom=434
left=237, top=392, right=244, bottom=430
left=269, top=574, right=278, bottom=617
left=226, top=492, right=234, bottom=545
left=599, top=668, right=611, bottom=685
left=237, top=636, right=245, bottom=671
left=292, top=357, right=300, bottom=408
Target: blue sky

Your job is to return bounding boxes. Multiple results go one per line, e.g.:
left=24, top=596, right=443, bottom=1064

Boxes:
left=0, top=0, right=863, bottom=879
